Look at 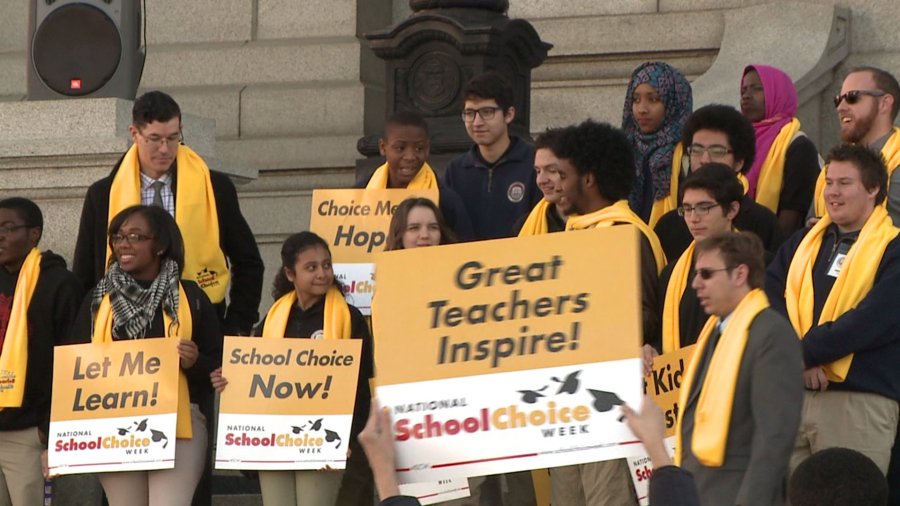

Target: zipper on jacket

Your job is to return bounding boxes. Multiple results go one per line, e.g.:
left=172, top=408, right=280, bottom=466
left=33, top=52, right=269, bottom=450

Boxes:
left=487, top=167, right=494, bottom=192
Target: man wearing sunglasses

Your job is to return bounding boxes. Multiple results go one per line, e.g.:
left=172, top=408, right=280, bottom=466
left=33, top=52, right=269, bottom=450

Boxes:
left=766, top=144, right=900, bottom=480
left=442, top=71, right=542, bottom=241
left=812, top=67, right=900, bottom=226
left=679, top=230, right=801, bottom=506
left=653, top=105, right=781, bottom=263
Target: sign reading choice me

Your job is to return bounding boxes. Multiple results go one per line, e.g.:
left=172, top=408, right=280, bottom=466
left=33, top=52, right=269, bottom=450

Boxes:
left=373, top=227, right=645, bottom=482
left=215, top=336, right=362, bottom=470
left=49, top=339, right=180, bottom=475
left=310, top=188, right=439, bottom=315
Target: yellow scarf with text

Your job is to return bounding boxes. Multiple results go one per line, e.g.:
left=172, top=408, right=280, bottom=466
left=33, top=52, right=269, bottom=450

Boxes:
left=262, top=286, right=352, bottom=340
left=755, top=118, right=801, bottom=213
left=107, top=144, right=229, bottom=303
left=0, top=248, right=41, bottom=408
left=93, top=283, right=193, bottom=438
left=814, top=127, right=900, bottom=216
left=784, top=206, right=898, bottom=381
left=649, top=143, right=685, bottom=228
left=366, top=162, right=440, bottom=205
left=518, top=200, right=553, bottom=237
left=675, top=288, right=769, bottom=467
left=661, top=242, right=695, bottom=354
left=566, top=200, right=666, bottom=273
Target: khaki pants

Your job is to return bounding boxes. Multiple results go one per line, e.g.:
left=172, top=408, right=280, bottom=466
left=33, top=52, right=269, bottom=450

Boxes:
left=259, top=470, right=343, bottom=506
left=0, top=427, right=44, bottom=506
left=441, top=472, right=536, bottom=506
left=99, top=404, right=208, bottom=506
left=550, top=459, right=636, bottom=506
left=791, top=390, right=899, bottom=474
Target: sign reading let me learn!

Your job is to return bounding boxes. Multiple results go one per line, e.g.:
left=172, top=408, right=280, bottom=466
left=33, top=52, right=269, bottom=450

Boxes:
left=310, top=188, right=439, bottom=315
left=215, top=336, right=362, bottom=470
left=373, top=227, right=645, bottom=483
left=49, top=339, right=180, bottom=475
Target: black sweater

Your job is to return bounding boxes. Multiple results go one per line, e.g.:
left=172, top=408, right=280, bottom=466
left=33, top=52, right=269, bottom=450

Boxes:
left=0, top=251, right=83, bottom=436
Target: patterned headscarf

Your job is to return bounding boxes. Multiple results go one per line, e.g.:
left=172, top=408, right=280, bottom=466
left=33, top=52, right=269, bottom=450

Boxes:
left=742, top=64, right=798, bottom=197
left=623, top=62, right=693, bottom=212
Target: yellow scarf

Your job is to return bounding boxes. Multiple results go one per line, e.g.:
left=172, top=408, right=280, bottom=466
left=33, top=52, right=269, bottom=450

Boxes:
left=0, top=248, right=41, bottom=409
left=814, top=127, right=900, bottom=216
left=675, top=288, right=769, bottom=467
left=107, top=143, right=230, bottom=303
left=784, top=206, right=898, bottom=381
left=365, top=162, right=440, bottom=204
left=93, top=283, right=193, bottom=438
left=566, top=200, right=666, bottom=274
left=261, top=286, right=352, bottom=340
left=648, top=143, right=685, bottom=229
left=755, top=118, right=802, bottom=213
left=661, top=242, right=695, bottom=354
left=518, top=200, right=553, bottom=237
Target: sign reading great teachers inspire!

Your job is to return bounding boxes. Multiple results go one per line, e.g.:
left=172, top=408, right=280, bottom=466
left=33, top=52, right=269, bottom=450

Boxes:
left=49, top=339, right=180, bottom=475
left=310, top=188, right=439, bottom=314
left=373, top=227, right=645, bottom=483
left=215, top=336, right=362, bottom=470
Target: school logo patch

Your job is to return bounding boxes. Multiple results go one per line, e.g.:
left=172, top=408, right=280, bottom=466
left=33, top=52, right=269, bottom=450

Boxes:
left=311, top=330, right=325, bottom=340
left=507, top=182, right=526, bottom=203
left=195, top=267, right=221, bottom=289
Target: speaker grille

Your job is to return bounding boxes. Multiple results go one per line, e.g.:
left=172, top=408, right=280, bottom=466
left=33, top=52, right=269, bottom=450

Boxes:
left=32, top=3, right=122, bottom=96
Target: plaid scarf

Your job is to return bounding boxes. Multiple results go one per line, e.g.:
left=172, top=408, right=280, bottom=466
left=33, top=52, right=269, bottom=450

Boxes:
left=90, top=258, right=182, bottom=339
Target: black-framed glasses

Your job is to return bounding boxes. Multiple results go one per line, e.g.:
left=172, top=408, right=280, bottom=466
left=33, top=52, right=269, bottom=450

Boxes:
left=0, top=224, right=30, bottom=236
left=696, top=266, right=733, bottom=280
left=687, top=144, right=732, bottom=159
left=110, top=233, right=155, bottom=245
left=461, top=107, right=503, bottom=122
left=677, top=203, right=721, bottom=217
left=833, top=89, right=886, bottom=108
left=137, top=130, right=183, bottom=149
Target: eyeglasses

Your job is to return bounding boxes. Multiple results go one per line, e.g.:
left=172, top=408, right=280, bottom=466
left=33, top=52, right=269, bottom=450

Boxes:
left=461, top=107, right=503, bottom=122
left=0, top=224, right=30, bottom=236
left=677, top=203, right=721, bottom=217
left=696, top=266, right=733, bottom=280
left=687, top=144, right=732, bottom=159
left=110, top=233, right=154, bottom=245
left=833, top=89, right=886, bottom=108
left=137, top=130, right=183, bottom=149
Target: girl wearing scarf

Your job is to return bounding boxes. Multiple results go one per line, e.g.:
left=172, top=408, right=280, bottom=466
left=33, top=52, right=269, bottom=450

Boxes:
left=68, top=205, right=223, bottom=506
left=623, top=62, right=693, bottom=227
left=212, top=232, right=374, bottom=506
left=740, top=65, right=821, bottom=236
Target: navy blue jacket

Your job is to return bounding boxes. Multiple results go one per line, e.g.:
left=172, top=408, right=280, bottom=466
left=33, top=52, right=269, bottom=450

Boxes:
left=765, top=223, right=900, bottom=400
left=442, top=136, right=541, bottom=240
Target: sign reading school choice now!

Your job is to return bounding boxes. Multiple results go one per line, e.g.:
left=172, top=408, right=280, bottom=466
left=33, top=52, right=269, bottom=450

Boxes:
left=49, top=339, right=180, bottom=475
left=373, top=227, right=646, bottom=483
left=215, top=336, right=362, bottom=470
left=309, top=188, right=439, bottom=315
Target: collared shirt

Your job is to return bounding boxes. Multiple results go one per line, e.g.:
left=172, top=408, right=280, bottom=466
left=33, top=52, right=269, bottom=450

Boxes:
left=140, top=172, right=175, bottom=216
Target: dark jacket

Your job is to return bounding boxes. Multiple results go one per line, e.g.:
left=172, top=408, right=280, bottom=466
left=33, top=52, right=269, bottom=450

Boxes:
left=658, top=260, right=706, bottom=349
left=766, top=224, right=900, bottom=400
left=68, top=279, right=224, bottom=410
left=442, top=136, right=541, bottom=240
left=513, top=201, right=567, bottom=235
left=0, top=251, right=83, bottom=436
left=72, top=156, right=265, bottom=335
left=353, top=171, right=475, bottom=242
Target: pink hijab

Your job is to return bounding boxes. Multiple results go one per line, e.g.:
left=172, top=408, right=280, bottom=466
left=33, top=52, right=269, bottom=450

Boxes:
left=743, top=65, right=798, bottom=198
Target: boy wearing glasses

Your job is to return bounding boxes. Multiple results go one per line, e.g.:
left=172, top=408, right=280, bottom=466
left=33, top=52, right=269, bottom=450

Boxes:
left=0, top=198, right=82, bottom=505
left=653, top=104, right=781, bottom=262
left=766, top=144, right=900, bottom=479
left=442, top=71, right=541, bottom=240
left=679, top=231, right=801, bottom=506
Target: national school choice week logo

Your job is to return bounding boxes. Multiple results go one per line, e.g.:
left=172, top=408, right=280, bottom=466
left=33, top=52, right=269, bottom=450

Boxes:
left=55, top=418, right=170, bottom=454
left=393, top=370, right=625, bottom=442
left=222, top=417, right=343, bottom=454
left=195, top=267, right=221, bottom=290
left=0, top=369, right=15, bottom=393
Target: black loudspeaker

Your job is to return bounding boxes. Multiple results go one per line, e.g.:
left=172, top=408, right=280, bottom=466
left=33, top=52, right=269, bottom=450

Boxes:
left=27, top=0, right=145, bottom=100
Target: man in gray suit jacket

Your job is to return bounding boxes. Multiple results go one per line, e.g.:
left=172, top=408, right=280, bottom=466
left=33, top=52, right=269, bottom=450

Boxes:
left=678, top=231, right=803, bottom=506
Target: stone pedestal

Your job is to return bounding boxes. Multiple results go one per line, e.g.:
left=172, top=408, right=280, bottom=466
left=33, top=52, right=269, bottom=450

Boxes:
left=0, top=97, right=256, bottom=265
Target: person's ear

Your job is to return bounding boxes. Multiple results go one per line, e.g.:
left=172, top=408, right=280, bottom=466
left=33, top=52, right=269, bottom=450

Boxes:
left=504, top=106, right=516, bottom=125
left=378, top=138, right=387, bottom=157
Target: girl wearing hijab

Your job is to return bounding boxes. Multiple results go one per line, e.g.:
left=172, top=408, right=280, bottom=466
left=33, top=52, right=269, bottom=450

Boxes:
left=740, top=64, right=821, bottom=236
left=623, top=61, right=693, bottom=227
left=69, top=205, right=223, bottom=506
left=212, top=231, right=374, bottom=506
